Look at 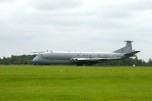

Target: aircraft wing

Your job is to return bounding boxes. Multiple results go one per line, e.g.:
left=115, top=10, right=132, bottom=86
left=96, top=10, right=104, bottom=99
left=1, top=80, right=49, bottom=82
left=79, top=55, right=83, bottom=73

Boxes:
left=71, top=57, right=121, bottom=64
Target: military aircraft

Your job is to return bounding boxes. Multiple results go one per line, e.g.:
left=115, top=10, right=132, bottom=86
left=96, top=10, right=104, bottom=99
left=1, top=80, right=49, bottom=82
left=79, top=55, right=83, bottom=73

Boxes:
left=32, top=41, right=140, bottom=65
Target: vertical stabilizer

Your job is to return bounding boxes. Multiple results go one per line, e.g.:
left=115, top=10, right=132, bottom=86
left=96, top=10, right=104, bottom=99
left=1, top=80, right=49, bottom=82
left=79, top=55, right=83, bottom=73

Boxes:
left=114, top=41, right=133, bottom=54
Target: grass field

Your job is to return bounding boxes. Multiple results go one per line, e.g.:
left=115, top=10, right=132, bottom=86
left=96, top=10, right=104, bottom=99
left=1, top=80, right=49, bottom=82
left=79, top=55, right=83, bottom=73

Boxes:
left=0, top=65, right=152, bottom=101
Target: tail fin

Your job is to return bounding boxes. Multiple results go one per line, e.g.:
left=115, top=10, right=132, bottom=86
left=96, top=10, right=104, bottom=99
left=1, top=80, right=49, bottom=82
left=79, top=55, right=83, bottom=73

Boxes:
left=114, top=41, right=133, bottom=54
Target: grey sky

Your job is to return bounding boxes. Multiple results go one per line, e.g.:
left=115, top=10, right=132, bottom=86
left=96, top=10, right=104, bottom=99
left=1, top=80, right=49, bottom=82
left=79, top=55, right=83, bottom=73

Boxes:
left=0, top=0, right=152, bottom=61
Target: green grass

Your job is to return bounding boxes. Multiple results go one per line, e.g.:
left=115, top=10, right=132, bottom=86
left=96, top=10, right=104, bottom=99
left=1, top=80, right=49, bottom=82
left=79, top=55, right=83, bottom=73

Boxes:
left=0, top=65, right=152, bottom=101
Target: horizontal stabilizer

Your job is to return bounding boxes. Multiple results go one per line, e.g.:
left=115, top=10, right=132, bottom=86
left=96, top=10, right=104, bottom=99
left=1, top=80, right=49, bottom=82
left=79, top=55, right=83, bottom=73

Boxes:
left=124, top=51, right=140, bottom=57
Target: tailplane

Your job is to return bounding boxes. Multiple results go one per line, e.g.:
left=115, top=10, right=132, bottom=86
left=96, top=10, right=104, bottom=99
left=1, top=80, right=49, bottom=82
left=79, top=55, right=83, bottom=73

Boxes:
left=114, top=41, right=133, bottom=54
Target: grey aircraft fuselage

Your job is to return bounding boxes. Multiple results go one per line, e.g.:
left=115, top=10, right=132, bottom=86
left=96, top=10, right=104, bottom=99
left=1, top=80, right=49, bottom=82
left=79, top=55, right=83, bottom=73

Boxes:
left=32, top=41, right=140, bottom=65
left=33, top=52, right=123, bottom=64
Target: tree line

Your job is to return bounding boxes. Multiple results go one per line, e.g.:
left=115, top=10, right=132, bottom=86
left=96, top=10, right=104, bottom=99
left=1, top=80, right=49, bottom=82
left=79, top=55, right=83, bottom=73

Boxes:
left=0, top=55, right=152, bottom=66
left=97, top=58, right=152, bottom=66
left=0, top=55, right=36, bottom=65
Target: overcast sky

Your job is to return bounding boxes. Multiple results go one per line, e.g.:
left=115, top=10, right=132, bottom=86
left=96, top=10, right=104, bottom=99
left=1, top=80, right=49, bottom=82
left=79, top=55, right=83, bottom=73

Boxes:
left=0, top=0, right=152, bottom=61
